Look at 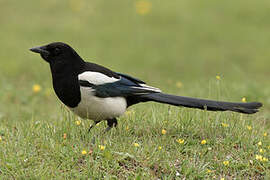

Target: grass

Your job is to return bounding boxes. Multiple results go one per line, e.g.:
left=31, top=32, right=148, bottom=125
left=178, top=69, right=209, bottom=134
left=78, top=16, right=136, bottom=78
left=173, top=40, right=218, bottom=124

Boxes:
left=0, top=0, right=270, bottom=179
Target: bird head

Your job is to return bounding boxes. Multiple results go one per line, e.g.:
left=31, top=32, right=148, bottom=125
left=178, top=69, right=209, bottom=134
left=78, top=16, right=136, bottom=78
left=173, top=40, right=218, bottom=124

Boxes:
left=30, top=42, right=84, bottom=74
left=30, top=42, right=80, bottom=62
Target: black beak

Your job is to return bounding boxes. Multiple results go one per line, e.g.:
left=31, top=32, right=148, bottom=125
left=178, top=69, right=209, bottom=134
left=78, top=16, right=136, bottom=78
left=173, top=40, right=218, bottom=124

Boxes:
left=29, top=46, right=50, bottom=56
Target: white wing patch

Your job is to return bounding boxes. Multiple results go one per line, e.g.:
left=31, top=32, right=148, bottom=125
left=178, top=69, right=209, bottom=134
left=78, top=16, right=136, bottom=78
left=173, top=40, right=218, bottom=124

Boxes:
left=78, top=71, right=119, bottom=85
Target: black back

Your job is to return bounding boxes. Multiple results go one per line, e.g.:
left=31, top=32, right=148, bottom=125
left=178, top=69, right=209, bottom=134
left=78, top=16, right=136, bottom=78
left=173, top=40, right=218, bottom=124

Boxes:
left=81, top=62, right=120, bottom=79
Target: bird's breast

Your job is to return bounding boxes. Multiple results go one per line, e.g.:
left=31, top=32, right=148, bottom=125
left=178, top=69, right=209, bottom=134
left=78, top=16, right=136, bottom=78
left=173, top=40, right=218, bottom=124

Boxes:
left=70, top=87, right=127, bottom=121
left=52, top=74, right=81, bottom=108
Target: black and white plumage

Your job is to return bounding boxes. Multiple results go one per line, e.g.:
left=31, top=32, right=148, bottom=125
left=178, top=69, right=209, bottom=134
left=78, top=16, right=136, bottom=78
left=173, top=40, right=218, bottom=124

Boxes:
left=30, top=42, right=263, bottom=131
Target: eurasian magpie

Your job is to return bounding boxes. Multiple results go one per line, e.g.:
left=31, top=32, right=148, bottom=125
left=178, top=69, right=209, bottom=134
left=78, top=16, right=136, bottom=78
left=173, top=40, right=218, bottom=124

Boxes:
left=30, top=42, right=262, bottom=132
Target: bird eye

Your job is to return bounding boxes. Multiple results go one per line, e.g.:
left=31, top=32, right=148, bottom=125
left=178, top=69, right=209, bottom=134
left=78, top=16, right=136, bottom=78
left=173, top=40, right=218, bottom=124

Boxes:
left=54, top=47, right=61, bottom=55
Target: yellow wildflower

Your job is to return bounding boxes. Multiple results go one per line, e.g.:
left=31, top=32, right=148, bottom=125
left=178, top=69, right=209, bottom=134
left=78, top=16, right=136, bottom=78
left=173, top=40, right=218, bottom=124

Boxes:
left=158, top=146, right=162, bottom=150
left=134, top=143, right=140, bottom=147
left=263, top=132, right=268, bottom=137
left=176, top=81, right=183, bottom=88
left=75, top=120, right=81, bottom=125
left=259, top=149, right=265, bottom=153
left=255, top=155, right=268, bottom=162
left=135, top=0, right=152, bottom=15
left=32, top=84, right=41, bottom=93
left=201, top=139, right=207, bottom=145
left=206, top=169, right=212, bottom=173
left=223, top=160, right=229, bottom=166
left=246, top=126, right=252, bottom=130
left=126, top=126, right=129, bottom=131
left=216, top=75, right=221, bottom=80
left=256, top=154, right=263, bottom=161
left=81, top=150, right=87, bottom=155
left=221, top=123, right=229, bottom=127
left=177, top=139, right=185, bottom=144
left=99, top=145, right=105, bottom=151
left=241, top=97, right=247, bottom=103
left=220, top=178, right=225, bottom=180
left=258, top=141, right=262, bottom=146
left=161, top=129, right=167, bottom=135
left=0, top=136, right=2, bottom=142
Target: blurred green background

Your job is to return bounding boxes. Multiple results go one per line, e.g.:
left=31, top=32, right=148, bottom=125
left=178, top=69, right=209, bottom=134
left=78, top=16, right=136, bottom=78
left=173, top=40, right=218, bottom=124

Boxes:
left=0, top=0, right=269, bottom=120
left=1, top=0, right=269, bottom=120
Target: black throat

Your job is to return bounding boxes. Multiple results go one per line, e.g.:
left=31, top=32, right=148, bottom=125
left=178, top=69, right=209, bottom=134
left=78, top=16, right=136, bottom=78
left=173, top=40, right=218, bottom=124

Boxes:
left=50, top=58, right=85, bottom=108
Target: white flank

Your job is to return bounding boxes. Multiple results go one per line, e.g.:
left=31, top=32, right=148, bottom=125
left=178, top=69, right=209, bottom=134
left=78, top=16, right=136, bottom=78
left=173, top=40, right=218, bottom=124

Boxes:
left=70, top=87, right=127, bottom=121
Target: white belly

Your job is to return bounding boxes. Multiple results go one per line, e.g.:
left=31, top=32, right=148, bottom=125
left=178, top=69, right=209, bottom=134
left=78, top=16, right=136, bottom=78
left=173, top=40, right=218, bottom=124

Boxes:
left=70, top=87, right=127, bottom=121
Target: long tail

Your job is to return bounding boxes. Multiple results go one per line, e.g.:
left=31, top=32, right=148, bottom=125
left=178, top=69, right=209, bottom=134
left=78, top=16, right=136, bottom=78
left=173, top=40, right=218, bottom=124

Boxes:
left=139, top=93, right=262, bottom=114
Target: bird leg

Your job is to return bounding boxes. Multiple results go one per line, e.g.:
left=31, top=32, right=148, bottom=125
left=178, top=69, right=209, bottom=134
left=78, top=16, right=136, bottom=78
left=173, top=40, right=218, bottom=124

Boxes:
left=88, top=121, right=100, bottom=133
left=104, top=118, right=118, bottom=133
left=89, top=121, right=100, bottom=144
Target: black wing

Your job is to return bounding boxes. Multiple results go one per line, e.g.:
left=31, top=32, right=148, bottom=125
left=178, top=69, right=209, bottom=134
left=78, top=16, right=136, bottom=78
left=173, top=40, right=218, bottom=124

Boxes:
left=116, top=72, right=145, bottom=84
